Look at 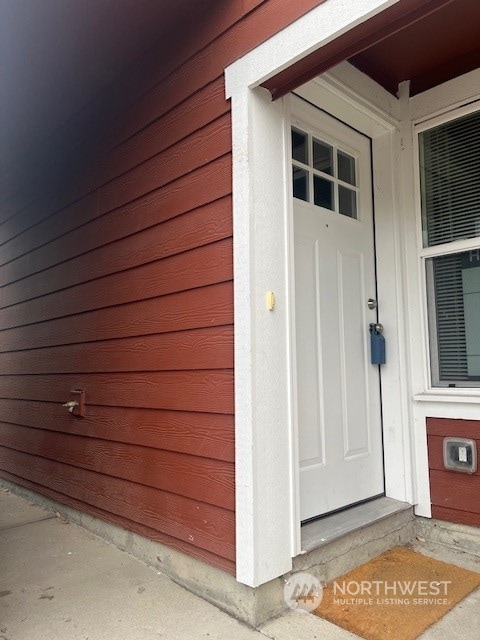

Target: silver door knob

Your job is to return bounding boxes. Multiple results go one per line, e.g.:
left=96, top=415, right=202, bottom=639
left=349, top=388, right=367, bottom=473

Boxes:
left=367, top=298, right=377, bottom=310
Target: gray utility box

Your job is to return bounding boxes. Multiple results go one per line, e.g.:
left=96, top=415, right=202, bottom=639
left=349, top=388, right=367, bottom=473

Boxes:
left=443, top=437, right=477, bottom=474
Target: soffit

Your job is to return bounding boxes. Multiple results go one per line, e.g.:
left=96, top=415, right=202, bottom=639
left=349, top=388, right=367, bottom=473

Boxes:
left=262, top=0, right=480, bottom=98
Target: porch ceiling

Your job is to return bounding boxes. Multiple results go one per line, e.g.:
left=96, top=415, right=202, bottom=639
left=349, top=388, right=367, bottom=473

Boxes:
left=263, top=0, right=480, bottom=99
left=350, top=0, right=480, bottom=96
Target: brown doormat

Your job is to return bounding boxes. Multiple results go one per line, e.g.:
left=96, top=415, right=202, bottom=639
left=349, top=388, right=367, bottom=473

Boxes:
left=314, top=546, right=480, bottom=640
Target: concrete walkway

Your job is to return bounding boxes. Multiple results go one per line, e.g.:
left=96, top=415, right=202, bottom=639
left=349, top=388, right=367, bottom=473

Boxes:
left=1, top=489, right=479, bottom=640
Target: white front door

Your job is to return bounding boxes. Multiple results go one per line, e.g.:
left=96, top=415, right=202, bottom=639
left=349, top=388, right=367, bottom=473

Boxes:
left=292, top=99, right=384, bottom=521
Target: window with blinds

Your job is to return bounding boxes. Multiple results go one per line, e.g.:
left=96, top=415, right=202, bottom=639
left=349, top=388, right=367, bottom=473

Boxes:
left=420, top=110, right=480, bottom=248
left=420, top=110, right=480, bottom=386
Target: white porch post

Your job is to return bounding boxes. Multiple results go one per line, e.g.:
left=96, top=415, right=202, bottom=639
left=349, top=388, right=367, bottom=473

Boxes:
left=229, top=86, right=295, bottom=586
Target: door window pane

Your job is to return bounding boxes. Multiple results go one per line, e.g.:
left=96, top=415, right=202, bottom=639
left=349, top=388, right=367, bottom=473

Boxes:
left=338, top=151, right=356, bottom=185
left=293, top=166, right=309, bottom=201
left=338, top=186, right=357, bottom=219
left=292, top=128, right=308, bottom=165
left=313, top=139, right=333, bottom=175
left=314, top=176, right=334, bottom=210
left=291, top=126, right=359, bottom=219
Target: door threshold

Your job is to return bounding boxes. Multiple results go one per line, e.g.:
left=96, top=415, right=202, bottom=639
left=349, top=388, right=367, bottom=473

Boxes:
left=301, top=496, right=412, bottom=552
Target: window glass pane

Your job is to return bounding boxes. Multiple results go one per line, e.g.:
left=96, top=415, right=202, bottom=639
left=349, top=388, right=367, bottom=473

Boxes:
left=313, top=175, right=334, bottom=210
left=293, top=166, right=309, bottom=201
left=426, top=250, right=480, bottom=385
left=338, top=151, right=356, bottom=185
left=420, top=110, right=480, bottom=247
left=462, top=252, right=480, bottom=379
left=313, top=139, right=333, bottom=175
left=338, top=186, right=357, bottom=219
left=292, top=128, right=308, bottom=165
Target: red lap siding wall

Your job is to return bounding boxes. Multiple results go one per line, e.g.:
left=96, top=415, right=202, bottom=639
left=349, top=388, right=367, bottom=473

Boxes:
left=0, top=0, right=324, bottom=574
left=427, top=418, right=480, bottom=528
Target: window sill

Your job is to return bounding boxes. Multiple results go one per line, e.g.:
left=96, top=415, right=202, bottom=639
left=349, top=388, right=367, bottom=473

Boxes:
left=414, top=390, right=480, bottom=403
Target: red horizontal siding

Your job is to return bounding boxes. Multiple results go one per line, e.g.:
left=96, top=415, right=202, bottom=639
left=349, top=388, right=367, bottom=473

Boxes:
left=0, top=0, right=326, bottom=573
left=1, top=200, right=232, bottom=306
left=431, top=505, right=480, bottom=529
left=0, top=371, right=234, bottom=413
left=0, top=239, right=233, bottom=329
left=0, top=448, right=235, bottom=561
left=0, top=424, right=234, bottom=510
left=0, top=327, right=233, bottom=374
left=94, top=77, right=230, bottom=192
left=0, top=468, right=235, bottom=574
left=0, top=400, right=234, bottom=462
left=0, top=157, right=231, bottom=269
left=0, top=194, right=232, bottom=290
left=97, top=114, right=231, bottom=216
left=427, top=417, right=480, bottom=528
left=0, top=282, right=233, bottom=351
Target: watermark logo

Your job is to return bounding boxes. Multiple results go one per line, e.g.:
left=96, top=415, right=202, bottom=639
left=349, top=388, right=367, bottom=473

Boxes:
left=283, top=571, right=324, bottom=613
left=331, top=580, right=452, bottom=606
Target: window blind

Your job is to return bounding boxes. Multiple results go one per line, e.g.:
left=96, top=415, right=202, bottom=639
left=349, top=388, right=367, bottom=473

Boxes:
left=428, top=253, right=468, bottom=382
left=420, top=110, right=480, bottom=247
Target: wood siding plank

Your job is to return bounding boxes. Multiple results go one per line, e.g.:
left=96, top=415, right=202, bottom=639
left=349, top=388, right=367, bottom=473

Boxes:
left=0, top=195, right=232, bottom=289
left=94, top=77, right=229, bottom=190
left=426, top=417, right=480, bottom=439
left=0, top=193, right=98, bottom=266
left=0, top=0, right=318, bottom=228
left=431, top=505, right=480, bottom=528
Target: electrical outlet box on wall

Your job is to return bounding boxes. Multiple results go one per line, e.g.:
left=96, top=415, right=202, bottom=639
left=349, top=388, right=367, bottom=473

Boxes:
left=443, top=437, right=477, bottom=474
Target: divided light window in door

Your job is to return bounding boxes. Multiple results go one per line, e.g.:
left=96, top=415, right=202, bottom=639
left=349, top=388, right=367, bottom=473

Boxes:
left=292, top=127, right=358, bottom=219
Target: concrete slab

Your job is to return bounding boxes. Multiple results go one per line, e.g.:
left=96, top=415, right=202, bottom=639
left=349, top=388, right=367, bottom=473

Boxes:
left=418, top=587, right=480, bottom=640
left=261, top=609, right=360, bottom=639
left=0, top=495, right=263, bottom=640
left=414, top=539, right=480, bottom=640
left=0, top=491, right=54, bottom=531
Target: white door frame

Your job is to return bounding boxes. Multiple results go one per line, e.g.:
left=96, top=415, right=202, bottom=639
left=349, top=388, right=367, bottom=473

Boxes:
left=225, top=0, right=413, bottom=589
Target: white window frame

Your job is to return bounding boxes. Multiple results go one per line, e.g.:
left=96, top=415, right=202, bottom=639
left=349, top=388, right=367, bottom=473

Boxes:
left=413, top=100, right=480, bottom=390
